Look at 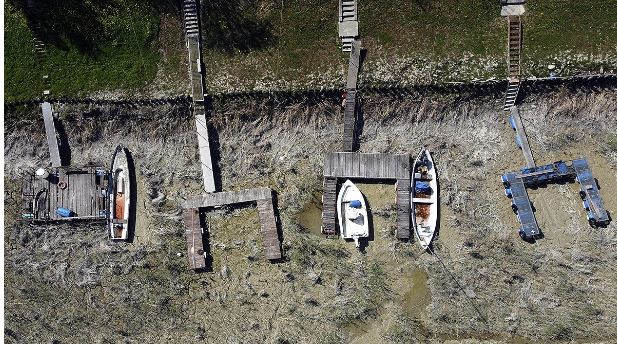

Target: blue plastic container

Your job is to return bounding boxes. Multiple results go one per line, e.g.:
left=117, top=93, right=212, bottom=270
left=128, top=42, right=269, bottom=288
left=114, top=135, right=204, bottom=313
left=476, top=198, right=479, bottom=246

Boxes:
left=349, top=200, right=362, bottom=208
left=56, top=207, right=73, bottom=217
left=505, top=188, right=513, bottom=198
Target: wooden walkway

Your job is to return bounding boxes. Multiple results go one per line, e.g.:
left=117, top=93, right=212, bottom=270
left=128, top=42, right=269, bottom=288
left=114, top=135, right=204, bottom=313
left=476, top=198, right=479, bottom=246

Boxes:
left=321, top=152, right=411, bottom=239
left=183, top=208, right=207, bottom=270
left=324, top=152, right=411, bottom=179
left=21, top=166, right=108, bottom=221
left=342, top=41, right=361, bottom=152
left=41, top=102, right=61, bottom=167
left=510, top=106, right=535, bottom=168
left=182, top=187, right=282, bottom=267
left=182, top=0, right=216, bottom=192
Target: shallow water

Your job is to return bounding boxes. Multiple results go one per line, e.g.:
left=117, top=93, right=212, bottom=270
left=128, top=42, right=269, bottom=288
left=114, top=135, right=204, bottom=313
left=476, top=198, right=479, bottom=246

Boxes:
left=297, top=193, right=323, bottom=236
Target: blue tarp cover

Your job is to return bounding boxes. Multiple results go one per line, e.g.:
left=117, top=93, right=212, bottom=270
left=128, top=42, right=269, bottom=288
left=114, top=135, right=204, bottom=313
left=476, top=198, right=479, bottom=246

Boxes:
left=415, top=181, right=432, bottom=193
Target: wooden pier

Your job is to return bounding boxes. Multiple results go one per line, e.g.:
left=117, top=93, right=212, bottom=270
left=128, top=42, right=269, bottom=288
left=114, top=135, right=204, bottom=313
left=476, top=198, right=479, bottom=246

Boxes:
left=321, top=152, right=411, bottom=239
left=183, top=0, right=216, bottom=193
left=21, top=166, right=108, bottom=221
left=182, top=187, right=282, bottom=267
left=41, top=102, right=61, bottom=167
left=342, top=41, right=362, bottom=152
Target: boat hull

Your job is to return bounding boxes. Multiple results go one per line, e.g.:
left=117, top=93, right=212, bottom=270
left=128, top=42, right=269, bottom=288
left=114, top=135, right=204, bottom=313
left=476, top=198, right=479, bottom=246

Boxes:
left=411, top=148, right=438, bottom=250
left=108, top=145, right=131, bottom=241
left=337, top=180, right=369, bottom=247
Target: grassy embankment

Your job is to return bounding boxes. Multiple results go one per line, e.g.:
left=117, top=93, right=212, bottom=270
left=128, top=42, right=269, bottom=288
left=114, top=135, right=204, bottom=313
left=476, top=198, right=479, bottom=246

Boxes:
left=4, top=0, right=184, bottom=101
left=5, top=0, right=617, bottom=99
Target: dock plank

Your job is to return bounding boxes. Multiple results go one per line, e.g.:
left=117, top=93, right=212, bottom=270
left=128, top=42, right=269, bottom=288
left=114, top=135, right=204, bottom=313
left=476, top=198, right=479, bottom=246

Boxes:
left=183, top=208, right=207, bottom=270
left=41, top=102, right=62, bottom=167
left=324, top=152, right=410, bottom=180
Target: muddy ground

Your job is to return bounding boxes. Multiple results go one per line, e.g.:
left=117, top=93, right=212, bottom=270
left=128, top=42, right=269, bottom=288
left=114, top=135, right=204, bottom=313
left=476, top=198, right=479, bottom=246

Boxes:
left=4, top=87, right=617, bottom=343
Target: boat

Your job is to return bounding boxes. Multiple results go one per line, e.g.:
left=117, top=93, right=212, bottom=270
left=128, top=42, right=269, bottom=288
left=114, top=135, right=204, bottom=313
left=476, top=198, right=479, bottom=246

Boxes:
left=108, top=145, right=131, bottom=241
left=337, top=179, right=369, bottom=248
left=411, top=147, right=438, bottom=250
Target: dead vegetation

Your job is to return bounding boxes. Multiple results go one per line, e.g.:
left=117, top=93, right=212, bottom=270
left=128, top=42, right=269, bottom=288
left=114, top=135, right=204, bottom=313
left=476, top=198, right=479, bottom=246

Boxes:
left=4, top=88, right=617, bottom=343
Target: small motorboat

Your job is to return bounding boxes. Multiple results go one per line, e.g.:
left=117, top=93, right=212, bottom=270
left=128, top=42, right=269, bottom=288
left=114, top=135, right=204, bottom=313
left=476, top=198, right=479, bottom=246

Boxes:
left=337, top=179, right=369, bottom=248
left=108, top=145, right=131, bottom=241
left=411, top=147, right=438, bottom=250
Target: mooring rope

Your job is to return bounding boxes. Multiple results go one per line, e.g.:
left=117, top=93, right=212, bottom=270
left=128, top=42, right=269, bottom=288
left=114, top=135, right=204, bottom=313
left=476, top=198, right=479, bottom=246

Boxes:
left=426, top=245, right=489, bottom=325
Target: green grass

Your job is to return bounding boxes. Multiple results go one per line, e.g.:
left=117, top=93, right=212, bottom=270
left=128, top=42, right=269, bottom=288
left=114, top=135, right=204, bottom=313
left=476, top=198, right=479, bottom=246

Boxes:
left=5, top=0, right=617, bottom=99
left=202, top=0, right=617, bottom=91
left=4, top=1, right=161, bottom=101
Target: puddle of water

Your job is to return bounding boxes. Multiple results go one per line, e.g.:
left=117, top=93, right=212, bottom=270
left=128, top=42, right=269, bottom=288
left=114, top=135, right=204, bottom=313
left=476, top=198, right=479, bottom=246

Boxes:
left=297, top=194, right=323, bottom=236
left=402, top=269, right=431, bottom=318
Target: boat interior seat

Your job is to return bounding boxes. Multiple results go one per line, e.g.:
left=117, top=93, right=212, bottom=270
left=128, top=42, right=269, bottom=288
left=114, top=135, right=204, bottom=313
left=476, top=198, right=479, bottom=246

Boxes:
left=112, top=219, right=128, bottom=224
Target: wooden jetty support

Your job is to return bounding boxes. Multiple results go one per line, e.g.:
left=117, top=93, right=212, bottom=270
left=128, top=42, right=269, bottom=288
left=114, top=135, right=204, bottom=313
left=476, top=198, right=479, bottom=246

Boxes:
left=509, top=106, right=535, bottom=168
left=21, top=166, right=108, bottom=221
left=182, top=187, right=282, bottom=267
left=182, top=0, right=216, bottom=192
left=42, top=102, right=62, bottom=167
left=321, top=152, right=412, bottom=239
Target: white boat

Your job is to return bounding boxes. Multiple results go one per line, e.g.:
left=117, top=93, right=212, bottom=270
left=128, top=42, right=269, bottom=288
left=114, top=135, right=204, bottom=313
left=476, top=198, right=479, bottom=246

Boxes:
left=411, top=147, right=438, bottom=250
left=337, top=179, right=369, bottom=248
left=108, top=145, right=131, bottom=241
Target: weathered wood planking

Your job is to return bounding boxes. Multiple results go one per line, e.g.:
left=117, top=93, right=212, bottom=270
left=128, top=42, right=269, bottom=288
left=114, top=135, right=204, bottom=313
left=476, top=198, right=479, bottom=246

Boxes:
left=342, top=89, right=357, bottom=152
left=182, top=187, right=272, bottom=209
left=324, top=152, right=410, bottom=180
left=187, top=36, right=205, bottom=102
left=346, top=41, right=361, bottom=89
left=23, top=166, right=107, bottom=221
left=256, top=198, right=282, bottom=259
left=182, top=187, right=282, bottom=263
left=183, top=208, right=207, bottom=270
left=41, top=102, right=62, bottom=167
left=321, top=177, right=338, bottom=235
left=395, top=179, right=411, bottom=239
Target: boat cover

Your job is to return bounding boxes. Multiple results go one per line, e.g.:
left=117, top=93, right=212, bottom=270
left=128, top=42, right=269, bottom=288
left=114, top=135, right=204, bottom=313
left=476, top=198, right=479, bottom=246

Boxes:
left=415, top=181, right=432, bottom=194
left=349, top=200, right=362, bottom=208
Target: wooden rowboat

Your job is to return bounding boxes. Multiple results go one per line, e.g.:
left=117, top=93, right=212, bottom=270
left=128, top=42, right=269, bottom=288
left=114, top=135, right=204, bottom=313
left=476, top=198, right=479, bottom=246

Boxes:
left=411, top=147, right=438, bottom=250
left=337, top=179, right=369, bottom=248
left=108, top=145, right=131, bottom=241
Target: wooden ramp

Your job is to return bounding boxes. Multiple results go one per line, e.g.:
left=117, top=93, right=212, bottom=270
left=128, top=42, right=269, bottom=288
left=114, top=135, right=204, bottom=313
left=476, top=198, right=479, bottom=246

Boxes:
left=182, top=187, right=282, bottom=268
left=183, top=208, right=207, bottom=270
left=41, top=102, right=61, bottom=167
left=509, top=106, right=535, bottom=168
left=182, top=0, right=216, bottom=192
left=321, top=152, right=411, bottom=239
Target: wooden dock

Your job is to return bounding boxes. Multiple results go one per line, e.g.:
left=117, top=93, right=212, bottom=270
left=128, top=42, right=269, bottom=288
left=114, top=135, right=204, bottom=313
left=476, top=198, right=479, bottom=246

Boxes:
left=346, top=40, right=361, bottom=89
left=21, top=166, right=108, bottom=221
left=324, top=152, right=411, bottom=179
left=182, top=187, right=282, bottom=267
left=321, top=152, right=411, bottom=239
left=183, top=208, right=207, bottom=270
left=41, top=102, right=61, bottom=167
left=510, top=106, right=535, bottom=168
left=321, top=177, right=339, bottom=235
